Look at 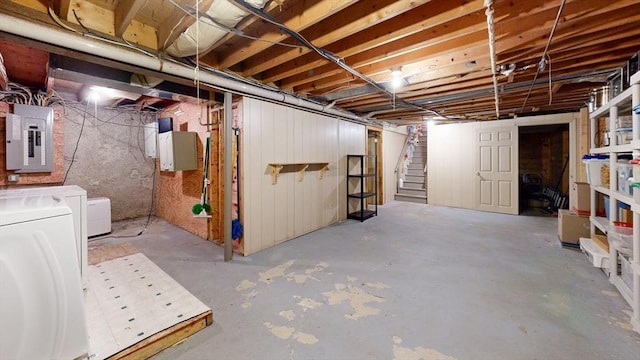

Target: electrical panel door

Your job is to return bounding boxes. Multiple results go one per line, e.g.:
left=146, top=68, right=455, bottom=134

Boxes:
left=5, top=104, right=54, bottom=173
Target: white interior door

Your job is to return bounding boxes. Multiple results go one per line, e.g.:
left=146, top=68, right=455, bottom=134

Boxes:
left=475, top=126, right=519, bottom=214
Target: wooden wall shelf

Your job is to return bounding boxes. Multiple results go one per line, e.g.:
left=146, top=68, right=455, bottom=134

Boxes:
left=268, top=162, right=329, bottom=184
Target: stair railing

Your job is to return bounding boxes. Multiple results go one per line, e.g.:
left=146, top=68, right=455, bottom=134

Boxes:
left=394, top=133, right=412, bottom=193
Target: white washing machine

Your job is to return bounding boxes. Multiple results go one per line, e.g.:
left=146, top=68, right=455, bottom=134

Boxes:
left=0, top=195, right=89, bottom=360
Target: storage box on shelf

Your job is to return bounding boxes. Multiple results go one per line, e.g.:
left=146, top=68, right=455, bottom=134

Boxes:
left=582, top=154, right=609, bottom=186
left=572, top=181, right=590, bottom=213
left=585, top=69, right=640, bottom=332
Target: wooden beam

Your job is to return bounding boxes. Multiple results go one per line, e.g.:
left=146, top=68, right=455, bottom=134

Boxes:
left=64, top=0, right=156, bottom=49
left=241, top=0, right=430, bottom=77
left=200, top=0, right=284, bottom=65
left=293, top=37, right=490, bottom=94
left=261, top=0, right=486, bottom=84
left=507, top=21, right=640, bottom=65
left=56, top=0, right=72, bottom=19
left=495, top=0, right=639, bottom=54
left=115, top=0, right=147, bottom=38
left=216, top=0, right=359, bottom=70
left=11, top=0, right=48, bottom=13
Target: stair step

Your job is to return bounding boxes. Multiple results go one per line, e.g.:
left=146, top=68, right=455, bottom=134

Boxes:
left=401, top=181, right=424, bottom=190
left=404, top=174, right=424, bottom=182
left=406, top=168, right=424, bottom=176
left=394, top=193, right=428, bottom=204
left=407, top=163, right=424, bottom=170
left=397, top=188, right=426, bottom=196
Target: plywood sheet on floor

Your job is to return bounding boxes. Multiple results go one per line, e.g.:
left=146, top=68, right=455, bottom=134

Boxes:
left=85, top=246, right=212, bottom=360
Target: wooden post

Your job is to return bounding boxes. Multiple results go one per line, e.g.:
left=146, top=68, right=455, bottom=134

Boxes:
left=224, top=92, right=233, bottom=262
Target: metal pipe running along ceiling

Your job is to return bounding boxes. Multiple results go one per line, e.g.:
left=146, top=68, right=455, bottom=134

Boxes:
left=0, top=13, right=364, bottom=123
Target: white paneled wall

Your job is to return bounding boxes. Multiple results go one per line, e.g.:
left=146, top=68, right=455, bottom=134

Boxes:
left=427, top=122, right=475, bottom=209
left=383, top=127, right=407, bottom=204
left=427, top=113, right=578, bottom=212
left=242, top=98, right=364, bottom=255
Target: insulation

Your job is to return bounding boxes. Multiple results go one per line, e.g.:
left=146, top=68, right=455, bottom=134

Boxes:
left=166, top=0, right=269, bottom=58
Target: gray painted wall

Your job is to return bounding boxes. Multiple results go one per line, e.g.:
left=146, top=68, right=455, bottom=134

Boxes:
left=62, top=103, right=156, bottom=221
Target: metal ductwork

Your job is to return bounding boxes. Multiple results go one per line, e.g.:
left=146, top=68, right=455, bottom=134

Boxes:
left=0, top=13, right=363, bottom=122
left=166, top=0, right=269, bottom=57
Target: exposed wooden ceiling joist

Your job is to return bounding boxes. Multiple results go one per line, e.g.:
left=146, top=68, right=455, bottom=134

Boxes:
left=0, top=0, right=637, bottom=123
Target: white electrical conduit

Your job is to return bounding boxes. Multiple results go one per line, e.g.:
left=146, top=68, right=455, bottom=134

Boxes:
left=0, top=13, right=363, bottom=122
left=484, top=0, right=500, bottom=120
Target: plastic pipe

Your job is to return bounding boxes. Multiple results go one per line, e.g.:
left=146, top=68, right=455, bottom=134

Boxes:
left=0, top=13, right=363, bottom=122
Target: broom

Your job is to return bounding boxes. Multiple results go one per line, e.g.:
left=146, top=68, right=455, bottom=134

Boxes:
left=192, top=135, right=211, bottom=216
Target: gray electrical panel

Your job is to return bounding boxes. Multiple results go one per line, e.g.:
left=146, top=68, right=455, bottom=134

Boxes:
left=5, top=104, right=54, bottom=173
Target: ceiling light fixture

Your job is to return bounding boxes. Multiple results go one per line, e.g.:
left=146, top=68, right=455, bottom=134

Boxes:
left=390, top=67, right=404, bottom=89
left=390, top=67, right=403, bottom=77
left=499, top=63, right=516, bottom=76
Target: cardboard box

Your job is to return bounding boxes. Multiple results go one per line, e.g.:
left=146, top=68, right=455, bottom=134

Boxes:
left=619, top=208, right=633, bottom=224
left=571, top=181, right=590, bottom=213
left=558, top=209, right=590, bottom=244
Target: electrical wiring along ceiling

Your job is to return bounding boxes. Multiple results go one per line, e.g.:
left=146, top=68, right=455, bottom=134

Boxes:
left=0, top=0, right=638, bottom=124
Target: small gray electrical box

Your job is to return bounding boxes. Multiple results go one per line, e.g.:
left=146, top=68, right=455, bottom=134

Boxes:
left=5, top=104, right=54, bottom=173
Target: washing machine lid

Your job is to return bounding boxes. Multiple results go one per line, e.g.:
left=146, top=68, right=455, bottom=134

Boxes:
left=0, top=195, right=71, bottom=226
left=0, top=185, right=87, bottom=199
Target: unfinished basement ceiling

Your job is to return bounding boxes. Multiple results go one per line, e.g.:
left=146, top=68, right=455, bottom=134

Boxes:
left=0, top=0, right=638, bottom=124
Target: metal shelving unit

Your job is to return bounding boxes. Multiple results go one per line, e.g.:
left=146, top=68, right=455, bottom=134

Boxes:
left=346, top=154, right=377, bottom=221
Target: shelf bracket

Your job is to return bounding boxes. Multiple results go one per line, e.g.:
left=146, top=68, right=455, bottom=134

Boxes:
left=270, top=164, right=284, bottom=184
left=318, top=164, right=328, bottom=179
left=297, top=164, right=309, bottom=182
left=268, top=162, right=330, bottom=184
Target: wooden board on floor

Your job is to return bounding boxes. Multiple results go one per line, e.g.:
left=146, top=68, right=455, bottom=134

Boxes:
left=107, top=310, right=213, bottom=360
left=87, top=243, right=139, bottom=265
left=86, top=251, right=212, bottom=360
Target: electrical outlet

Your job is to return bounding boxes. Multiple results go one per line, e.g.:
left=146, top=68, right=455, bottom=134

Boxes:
left=7, top=174, right=19, bottom=182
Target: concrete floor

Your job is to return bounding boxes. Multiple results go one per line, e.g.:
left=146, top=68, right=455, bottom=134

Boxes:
left=91, top=201, right=640, bottom=359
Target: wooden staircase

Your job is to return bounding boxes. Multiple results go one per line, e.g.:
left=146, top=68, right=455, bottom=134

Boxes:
left=395, top=135, right=427, bottom=204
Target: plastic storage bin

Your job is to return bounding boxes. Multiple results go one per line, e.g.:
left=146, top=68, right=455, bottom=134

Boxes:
left=618, top=162, right=633, bottom=195
left=616, top=128, right=632, bottom=145
left=630, top=158, right=640, bottom=203
left=580, top=237, right=610, bottom=270
left=583, top=154, right=609, bottom=186
left=621, top=254, right=633, bottom=289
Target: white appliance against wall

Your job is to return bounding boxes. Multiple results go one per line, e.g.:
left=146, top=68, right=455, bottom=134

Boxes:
left=144, top=122, right=158, bottom=158
left=0, top=185, right=88, bottom=288
left=5, top=104, right=54, bottom=173
left=0, top=194, right=90, bottom=360
left=87, top=197, right=111, bottom=237
left=158, top=131, right=198, bottom=171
